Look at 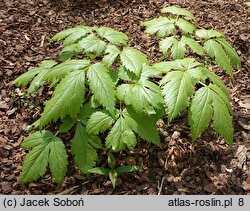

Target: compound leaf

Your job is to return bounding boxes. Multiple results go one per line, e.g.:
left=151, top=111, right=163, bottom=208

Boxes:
left=96, top=27, right=128, bottom=46
left=106, top=116, right=136, bottom=152
left=71, top=123, right=99, bottom=173
left=78, top=34, right=107, bottom=55
left=144, top=17, right=175, bottom=38
left=123, top=107, right=161, bottom=147
left=87, top=62, right=116, bottom=114
left=40, top=70, right=85, bottom=127
left=20, top=130, right=67, bottom=185
left=86, top=111, right=115, bottom=135
left=120, top=47, right=148, bottom=76
left=161, top=71, right=193, bottom=122
left=189, top=85, right=233, bottom=143
left=117, top=80, right=164, bottom=115
left=161, top=6, right=196, bottom=21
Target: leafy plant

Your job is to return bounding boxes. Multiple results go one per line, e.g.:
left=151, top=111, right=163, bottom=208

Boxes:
left=15, top=25, right=163, bottom=185
left=144, top=6, right=241, bottom=77
left=144, top=6, right=240, bottom=142
left=14, top=6, right=241, bottom=186
left=88, top=152, right=141, bottom=188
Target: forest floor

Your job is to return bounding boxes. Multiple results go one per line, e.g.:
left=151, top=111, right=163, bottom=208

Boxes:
left=0, top=0, right=250, bottom=195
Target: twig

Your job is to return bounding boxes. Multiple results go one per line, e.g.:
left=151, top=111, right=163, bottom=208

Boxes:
left=157, top=157, right=168, bottom=195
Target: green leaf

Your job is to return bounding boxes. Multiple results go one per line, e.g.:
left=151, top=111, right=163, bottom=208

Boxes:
left=204, top=39, right=233, bottom=77
left=108, top=152, right=116, bottom=169
left=161, top=6, right=196, bottom=21
left=159, top=37, right=175, bottom=55
left=181, top=36, right=204, bottom=56
left=86, top=111, right=115, bottom=135
left=120, top=47, right=148, bottom=76
left=20, top=131, right=67, bottom=185
left=161, top=71, right=194, bottom=122
left=51, top=25, right=92, bottom=43
left=171, top=39, right=186, bottom=59
left=176, top=18, right=195, bottom=33
left=205, top=71, right=229, bottom=96
left=106, top=116, right=137, bottom=152
left=109, top=169, right=118, bottom=188
left=116, top=165, right=141, bottom=175
left=196, top=29, right=224, bottom=40
left=123, top=107, right=161, bottom=147
left=78, top=34, right=107, bottom=55
left=71, top=123, right=99, bottom=173
left=63, top=27, right=91, bottom=46
left=144, top=17, right=175, bottom=38
left=45, top=59, right=90, bottom=82
left=48, top=136, right=68, bottom=184
left=118, top=66, right=137, bottom=81
left=211, top=88, right=233, bottom=144
left=21, top=130, right=53, bottom=148
left=59, top=116, right=76, bottom=133
left=88, top=135, right=103, bottom=149
left=20, top=142, right=50, bottom=185
left=27, top=69, right=48, bottom=94
left=96, top=27, right=128, bottom=46
left=209, top=84, right=232, bottom=114
left=164, top=58, right=207, bottom=83
left=103, top=45, right=121, bottom=67
left=140, top=65, right=163, bottom=79
left=189, top=85, right=233, bottom=143
left=153, top=61, right=176, bottom=73
left=79, top=102, right=96, bottom=125
left=189, top=87, right=213, bottom=141
left=216, top=37, right=241, bottom=69
left=59, top=44, right=82, bottom=62
left=87, top=62, right=116, bottom=113
left=117, top=80, right=164, bottom=115
left=40, top=70, right=85, bottom=127
left=14, top=60, right=57, bottom=88
left=88, top=167, right=109, bottom=176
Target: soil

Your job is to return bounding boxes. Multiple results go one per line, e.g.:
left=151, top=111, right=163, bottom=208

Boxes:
left=0, top=0, right=250, bottom=195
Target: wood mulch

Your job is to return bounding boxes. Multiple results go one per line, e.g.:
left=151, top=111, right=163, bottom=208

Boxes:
left=0, top=0, right=249, bottom=195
